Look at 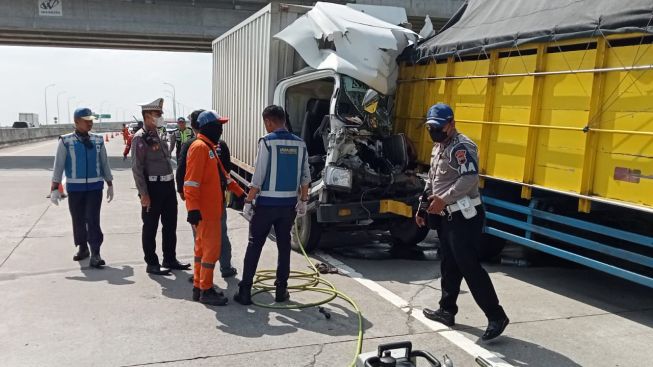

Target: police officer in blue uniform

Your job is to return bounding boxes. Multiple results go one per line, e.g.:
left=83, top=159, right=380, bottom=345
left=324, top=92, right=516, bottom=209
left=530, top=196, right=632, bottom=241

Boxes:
left=416, top=103, right=509, bottom=341
left=50, top=107, right=114, bottom=268
left=234, top=105, right=310, bottom=305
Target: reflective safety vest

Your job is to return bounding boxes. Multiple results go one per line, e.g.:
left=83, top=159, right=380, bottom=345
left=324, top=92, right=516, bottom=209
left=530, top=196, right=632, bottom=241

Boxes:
left=257, top=130, right=307, bottom=207
left=60, top=133, right=106, bottom=192
left=176, top=129, right=194, bottom=144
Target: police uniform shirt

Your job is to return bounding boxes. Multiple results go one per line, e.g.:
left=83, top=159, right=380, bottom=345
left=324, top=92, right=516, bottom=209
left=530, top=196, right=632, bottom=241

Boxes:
left=131, top=128, right=174, bottom=196
left=426, top=133, right=480, bottom=205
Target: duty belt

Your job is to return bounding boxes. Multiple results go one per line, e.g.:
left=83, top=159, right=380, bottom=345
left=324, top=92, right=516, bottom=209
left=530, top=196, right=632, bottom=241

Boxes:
left=446, top=196, right=482, bottom=214
left=148, top=174, right=174, bottom=182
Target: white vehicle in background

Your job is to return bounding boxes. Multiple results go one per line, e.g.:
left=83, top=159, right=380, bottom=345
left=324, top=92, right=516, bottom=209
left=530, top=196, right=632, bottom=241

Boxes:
left=18, top=113, right=39, bottom=127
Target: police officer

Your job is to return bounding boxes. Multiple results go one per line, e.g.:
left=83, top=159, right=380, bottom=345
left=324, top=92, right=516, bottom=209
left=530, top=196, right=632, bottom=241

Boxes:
left=417, top=103, right=509, bottom=341
left=170, top=117, right=195, bottom=161
left=234, top=105, right=310, bottom=305
left=50, top=107, right=114, bottom=268
left=131, top=98, right=190, bottom=275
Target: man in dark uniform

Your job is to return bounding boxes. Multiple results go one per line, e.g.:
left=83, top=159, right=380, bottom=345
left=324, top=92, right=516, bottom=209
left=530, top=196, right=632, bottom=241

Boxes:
left=234, top=105, right=310, bottom=305
left=176, top=110, right=238, bottom=279
left=131, top=97, right=190, bottom=275
left=416, top=103, right=509, bottom=341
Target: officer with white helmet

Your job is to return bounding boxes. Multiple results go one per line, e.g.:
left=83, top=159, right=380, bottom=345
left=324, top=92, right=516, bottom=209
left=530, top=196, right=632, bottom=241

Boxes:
left=131, top=98, right=190, bottom=275
left=417, top=103, right=509, bottom=341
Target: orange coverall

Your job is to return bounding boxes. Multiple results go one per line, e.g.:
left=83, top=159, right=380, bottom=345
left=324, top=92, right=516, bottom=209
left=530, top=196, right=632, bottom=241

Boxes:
left=184, top=134, right=244, bottom=290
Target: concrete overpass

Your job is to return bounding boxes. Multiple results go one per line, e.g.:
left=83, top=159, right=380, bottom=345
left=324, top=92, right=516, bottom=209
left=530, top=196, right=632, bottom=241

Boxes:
left=0, top=0, right=463, bottom=52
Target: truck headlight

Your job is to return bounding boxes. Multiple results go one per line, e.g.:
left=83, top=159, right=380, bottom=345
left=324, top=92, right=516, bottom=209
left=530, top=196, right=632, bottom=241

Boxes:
left=324, top=166, right=352, bottom=191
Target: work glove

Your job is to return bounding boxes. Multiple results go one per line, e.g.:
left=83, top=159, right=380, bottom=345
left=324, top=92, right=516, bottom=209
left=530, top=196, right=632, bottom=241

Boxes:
left=50, top=189, right=61, bottom=206
left=187, top=210, right=202, bottom=226
left=243, top=202, right=254, bottom=219
left=295, top=200, right=308, bottom=217
left=106, top=185, right=114, bottom=203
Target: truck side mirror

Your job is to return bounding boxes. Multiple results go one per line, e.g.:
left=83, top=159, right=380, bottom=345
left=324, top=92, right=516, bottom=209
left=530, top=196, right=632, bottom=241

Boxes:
left=362, top=89, right=380, bottom=114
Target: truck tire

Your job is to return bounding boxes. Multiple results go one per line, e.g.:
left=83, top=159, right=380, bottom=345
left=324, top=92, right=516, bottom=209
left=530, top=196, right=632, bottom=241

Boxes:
left=390, top=218, right=429, bottom=247
left=291, top=212, right=322, bottom=253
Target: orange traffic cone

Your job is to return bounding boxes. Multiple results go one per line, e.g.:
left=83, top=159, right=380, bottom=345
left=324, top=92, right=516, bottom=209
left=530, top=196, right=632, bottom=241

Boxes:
left=105, top=134, right=109, bottom=142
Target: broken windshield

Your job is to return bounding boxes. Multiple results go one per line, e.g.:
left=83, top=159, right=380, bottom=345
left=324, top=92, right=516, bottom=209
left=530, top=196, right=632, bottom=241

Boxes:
left=337, top=75, right=392, bottom=135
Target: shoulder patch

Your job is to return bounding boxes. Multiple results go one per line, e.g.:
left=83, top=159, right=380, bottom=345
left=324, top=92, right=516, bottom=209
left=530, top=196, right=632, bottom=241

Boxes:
left=455, top=149, right=467, bottom=166
left=208, top=150, right=215, bottom=159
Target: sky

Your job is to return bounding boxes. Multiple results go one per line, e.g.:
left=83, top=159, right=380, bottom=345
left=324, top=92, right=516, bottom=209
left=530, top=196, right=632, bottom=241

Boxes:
left=0, top=46, right=212, bottom=126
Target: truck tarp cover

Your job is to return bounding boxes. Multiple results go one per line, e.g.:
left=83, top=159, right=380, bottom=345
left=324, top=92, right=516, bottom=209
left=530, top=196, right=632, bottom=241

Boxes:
left=274, top=2, right=418, bottom=95
left=413, top=0, right=653, bottom=61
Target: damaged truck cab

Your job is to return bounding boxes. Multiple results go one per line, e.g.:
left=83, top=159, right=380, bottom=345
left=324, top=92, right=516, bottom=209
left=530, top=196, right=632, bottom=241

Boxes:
left=213, top=2, right=426, bottom=252
left=274, top=70, right=426, bottom=251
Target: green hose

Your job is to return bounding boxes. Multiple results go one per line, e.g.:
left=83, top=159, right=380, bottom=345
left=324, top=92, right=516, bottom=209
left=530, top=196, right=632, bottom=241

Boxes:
left=250, top=224, right=364, bottom=367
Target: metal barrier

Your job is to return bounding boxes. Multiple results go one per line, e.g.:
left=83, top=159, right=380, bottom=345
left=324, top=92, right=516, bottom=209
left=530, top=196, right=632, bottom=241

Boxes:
left=483, top=196, right=653, bottom=288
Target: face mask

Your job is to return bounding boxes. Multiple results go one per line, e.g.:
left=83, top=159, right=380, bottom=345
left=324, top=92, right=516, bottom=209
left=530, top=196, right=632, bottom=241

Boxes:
left=155, top=116, right=165, bottom=128
left=200, top=124, right=223, bottom=144
left=427, top=126, right=448, bottom=143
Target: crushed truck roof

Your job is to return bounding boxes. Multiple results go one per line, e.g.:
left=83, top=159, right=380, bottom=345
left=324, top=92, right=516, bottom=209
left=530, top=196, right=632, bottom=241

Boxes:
left=274, top=2, right=418, bottom=95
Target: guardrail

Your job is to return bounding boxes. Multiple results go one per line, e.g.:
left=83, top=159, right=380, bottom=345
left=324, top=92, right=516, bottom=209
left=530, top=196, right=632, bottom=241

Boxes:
left=0, top=123, right=125, bottom=147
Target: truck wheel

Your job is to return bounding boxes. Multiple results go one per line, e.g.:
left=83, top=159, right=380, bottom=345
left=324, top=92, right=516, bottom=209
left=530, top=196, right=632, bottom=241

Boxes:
left=291, top=213, right=322, bottom=253
left=390, top=218, right=429, bottom=247
left=478, top=233, right=505, bottom=261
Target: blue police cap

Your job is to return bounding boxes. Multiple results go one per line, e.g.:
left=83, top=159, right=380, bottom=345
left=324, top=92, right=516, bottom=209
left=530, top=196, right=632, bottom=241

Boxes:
left=197, top=110, right=229, bottom=128
left=74, top=107, right=97, bottom=121
left=425, top=103, right=454, bottom=128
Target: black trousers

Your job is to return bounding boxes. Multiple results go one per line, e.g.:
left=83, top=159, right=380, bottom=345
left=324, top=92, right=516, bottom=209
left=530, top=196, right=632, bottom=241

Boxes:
left=141, top=181, right=178, bottom=266
left=240, top=206, right=296, bottom=288
left=437, top=207, right=506, bottom=321
left=68, top=189, right=103, bottom=253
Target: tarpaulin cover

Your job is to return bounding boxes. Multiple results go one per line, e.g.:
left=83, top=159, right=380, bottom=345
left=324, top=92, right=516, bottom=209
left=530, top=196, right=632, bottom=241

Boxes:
left=411, top=0, right=653, bottom=62
left=275, top=2, right=418, bottom=95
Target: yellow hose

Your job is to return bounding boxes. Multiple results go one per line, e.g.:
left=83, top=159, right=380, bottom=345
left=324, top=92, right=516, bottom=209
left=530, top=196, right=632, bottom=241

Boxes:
left=251, top=225, right=364, bottom=367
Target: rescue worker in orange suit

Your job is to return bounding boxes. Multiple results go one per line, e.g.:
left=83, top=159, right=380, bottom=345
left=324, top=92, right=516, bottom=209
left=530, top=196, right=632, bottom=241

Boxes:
left=123, top=121, right=142, bottom=160
left=122, top=124, right=129, bottom=144
left=184, top=110, right=245, bottom=306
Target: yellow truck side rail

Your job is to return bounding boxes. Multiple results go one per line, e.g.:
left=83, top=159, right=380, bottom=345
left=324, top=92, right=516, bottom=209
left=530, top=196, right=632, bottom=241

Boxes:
left=396, top=34, right=653, bottom=213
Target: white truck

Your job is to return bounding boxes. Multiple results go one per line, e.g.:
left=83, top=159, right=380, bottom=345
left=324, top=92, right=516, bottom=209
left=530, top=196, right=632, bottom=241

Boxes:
left=213, top=2, right=427, bottom=252
left=18, top=113, right=39, bottom=128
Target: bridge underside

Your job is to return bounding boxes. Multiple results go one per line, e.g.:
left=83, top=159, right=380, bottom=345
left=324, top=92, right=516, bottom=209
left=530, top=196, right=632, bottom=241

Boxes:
left=0, top=28, right=214, bottom=52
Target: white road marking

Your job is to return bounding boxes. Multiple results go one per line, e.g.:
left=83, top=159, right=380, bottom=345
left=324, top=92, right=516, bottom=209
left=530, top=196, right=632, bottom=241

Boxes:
left=318, top=252, right=514, bottom=367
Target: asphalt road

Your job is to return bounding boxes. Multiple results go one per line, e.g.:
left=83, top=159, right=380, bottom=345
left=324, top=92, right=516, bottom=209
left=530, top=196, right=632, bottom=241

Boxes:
left=1, top=136, right=651, bottom=367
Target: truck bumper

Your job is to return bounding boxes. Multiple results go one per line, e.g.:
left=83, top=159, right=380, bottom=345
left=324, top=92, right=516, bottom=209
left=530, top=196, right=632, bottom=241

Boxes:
left=316, top=197, right=417, bottom=223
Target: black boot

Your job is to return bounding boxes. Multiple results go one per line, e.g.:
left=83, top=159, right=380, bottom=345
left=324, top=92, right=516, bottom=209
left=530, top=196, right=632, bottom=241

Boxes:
left=73, top=246, right=90, bottom=261
left=275, top=287, right=290, bottom=303
left=89, top=253, right=105, bottom=268
left=221, top=267, right=238, bottom=278
left=162, top=259, right=191, bottom=270
left=482, top=317, right=509, bottom=341
left=146, top=264, right=172, bottom=275
left=193, top=286, right=223, bottom=302
left=233, top=286, right=252, bottom=305
left=199, top=288, right=228, bottom=306
left=423, top=308, right=455, bottom=326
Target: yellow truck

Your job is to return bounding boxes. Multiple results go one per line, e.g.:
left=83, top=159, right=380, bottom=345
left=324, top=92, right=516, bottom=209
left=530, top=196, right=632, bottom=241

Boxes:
left=396, top=0, right=653, bottom=287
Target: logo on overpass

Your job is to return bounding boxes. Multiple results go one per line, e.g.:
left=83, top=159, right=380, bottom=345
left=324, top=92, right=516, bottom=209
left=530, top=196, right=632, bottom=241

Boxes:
left=39, top=0, right=63, bottom=17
